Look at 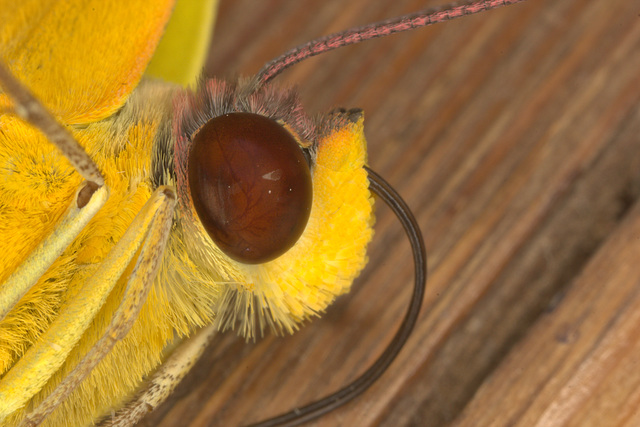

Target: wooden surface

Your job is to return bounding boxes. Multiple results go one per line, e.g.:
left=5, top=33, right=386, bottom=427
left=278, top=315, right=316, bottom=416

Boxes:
left=142, top=0, right=640, bottom=426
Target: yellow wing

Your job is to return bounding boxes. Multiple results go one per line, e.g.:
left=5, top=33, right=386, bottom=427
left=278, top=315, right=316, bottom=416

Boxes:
left=0, top=0, right=175, bottom=124
left=146, top=0, right=219, bottom=86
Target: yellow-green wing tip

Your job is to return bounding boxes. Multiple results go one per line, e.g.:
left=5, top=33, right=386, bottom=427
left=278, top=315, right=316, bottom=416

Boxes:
left=146, top=0, right=219, bottom=87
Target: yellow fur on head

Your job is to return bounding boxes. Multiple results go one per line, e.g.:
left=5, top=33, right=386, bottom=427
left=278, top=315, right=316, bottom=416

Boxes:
left=169, top=113, right=375, bottom=338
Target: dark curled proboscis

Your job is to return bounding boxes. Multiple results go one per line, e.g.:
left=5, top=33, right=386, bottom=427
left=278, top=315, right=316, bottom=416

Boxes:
left=247, top=167, right=427, bottom=427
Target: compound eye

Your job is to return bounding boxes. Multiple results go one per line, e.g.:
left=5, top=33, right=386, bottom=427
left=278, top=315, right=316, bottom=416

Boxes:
left=188, top=112, right=313, bottom=264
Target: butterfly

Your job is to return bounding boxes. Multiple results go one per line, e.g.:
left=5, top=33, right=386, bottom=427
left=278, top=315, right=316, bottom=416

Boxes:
left=0, top=1, right=526, bottom=425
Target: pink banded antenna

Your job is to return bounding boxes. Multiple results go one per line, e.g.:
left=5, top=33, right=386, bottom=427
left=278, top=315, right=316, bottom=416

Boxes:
left=257, top=0, right=528, bottom=85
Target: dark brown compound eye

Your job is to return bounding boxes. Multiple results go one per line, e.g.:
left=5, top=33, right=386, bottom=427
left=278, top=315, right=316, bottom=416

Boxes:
left=188, top=112, right=313, bottom=264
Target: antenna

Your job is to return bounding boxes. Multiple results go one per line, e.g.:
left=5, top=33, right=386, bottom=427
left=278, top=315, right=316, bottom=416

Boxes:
left=257, top=0, right=528, bottom=86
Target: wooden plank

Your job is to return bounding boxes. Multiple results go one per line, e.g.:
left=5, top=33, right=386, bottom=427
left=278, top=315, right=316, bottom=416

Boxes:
left=453, top=200, right=640, bottom=427
left=142, top=0, right=640, bottom=425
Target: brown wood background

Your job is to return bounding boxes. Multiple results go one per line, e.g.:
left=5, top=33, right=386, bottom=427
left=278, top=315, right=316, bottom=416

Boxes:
left=142, top=0, right=640, bottom=425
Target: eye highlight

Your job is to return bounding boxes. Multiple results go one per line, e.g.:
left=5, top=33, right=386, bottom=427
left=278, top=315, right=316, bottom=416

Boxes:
left=188, top=112, right=313, bottom=264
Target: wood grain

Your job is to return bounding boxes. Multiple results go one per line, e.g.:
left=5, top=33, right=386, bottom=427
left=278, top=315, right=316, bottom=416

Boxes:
left=142, top=0, right=640, bottom=425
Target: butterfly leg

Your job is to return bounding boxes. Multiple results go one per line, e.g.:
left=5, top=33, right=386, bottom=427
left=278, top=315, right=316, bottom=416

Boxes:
left=19, top=186, right=176, bottom=427
left=100, top=323, right=217, bottom=427
left=0, top=187, right=175, bottom=421
left=0, top=63, right=108, bottom=321
left=0, top=183, right=108, bottom=321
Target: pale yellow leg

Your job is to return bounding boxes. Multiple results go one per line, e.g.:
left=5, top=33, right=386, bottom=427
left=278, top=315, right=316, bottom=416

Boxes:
left=0, top=187, right=175, bottom=421
left=0, top=61, right=108, bottom=322
left=0, top=182, right=108, bottom=322
left=99, top=323, right=217, bottom=427
left=18, top=187, right=176, bottom=427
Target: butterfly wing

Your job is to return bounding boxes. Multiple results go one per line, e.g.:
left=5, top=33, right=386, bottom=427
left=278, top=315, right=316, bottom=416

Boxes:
left=0, top=0, right=175, bottom=124
left=146, top=0, right=219, bottom=86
